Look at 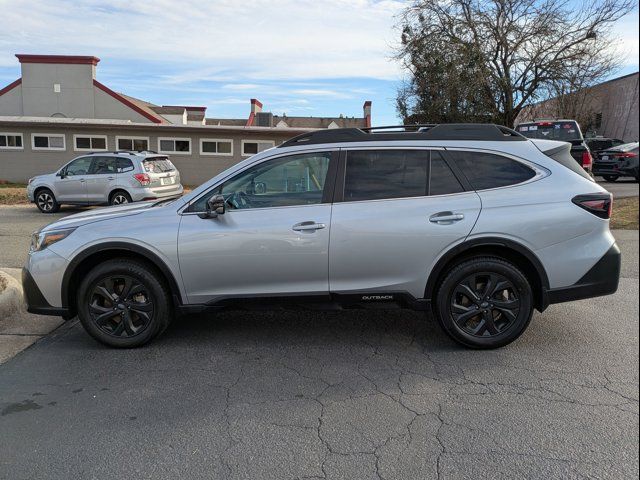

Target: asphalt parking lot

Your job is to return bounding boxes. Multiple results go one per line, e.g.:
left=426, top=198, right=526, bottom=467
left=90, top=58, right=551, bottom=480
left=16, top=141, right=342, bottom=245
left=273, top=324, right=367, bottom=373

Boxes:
left=0, top=199, right=638, bottom=478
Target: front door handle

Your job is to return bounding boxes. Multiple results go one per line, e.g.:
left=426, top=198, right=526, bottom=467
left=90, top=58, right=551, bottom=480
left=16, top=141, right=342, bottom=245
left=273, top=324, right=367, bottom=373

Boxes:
left=107, top=176, right=115, bottom=180
left=429, top=212, right=465, bottom=224
left=292, top=221, right=326, bottom=232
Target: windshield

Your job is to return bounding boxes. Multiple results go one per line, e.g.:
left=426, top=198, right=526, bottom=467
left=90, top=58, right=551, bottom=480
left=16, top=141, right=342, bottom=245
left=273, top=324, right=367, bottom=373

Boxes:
left=517, top=122, right=582, bottom=141
left=143, top=157, right=175, bottom=173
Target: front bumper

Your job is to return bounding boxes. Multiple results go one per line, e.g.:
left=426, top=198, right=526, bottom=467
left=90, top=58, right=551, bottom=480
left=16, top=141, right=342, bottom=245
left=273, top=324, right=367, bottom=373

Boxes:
left=22, top=268, right=70, bottom=317
left=546, top=243, right=621, bottom=304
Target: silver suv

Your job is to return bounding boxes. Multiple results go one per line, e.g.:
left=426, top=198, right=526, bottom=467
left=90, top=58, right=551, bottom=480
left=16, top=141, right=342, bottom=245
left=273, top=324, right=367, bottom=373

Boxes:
left=26, top=151, right=183, bottom=213
left=22, top=125, right=621, bottom=349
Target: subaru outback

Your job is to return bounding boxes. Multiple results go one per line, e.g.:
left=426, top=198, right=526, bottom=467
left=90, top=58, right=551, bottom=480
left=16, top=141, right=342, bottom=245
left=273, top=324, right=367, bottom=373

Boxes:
left=27, top=151, right=183, bottom=213
left=22, top=124, right=621, bottom=349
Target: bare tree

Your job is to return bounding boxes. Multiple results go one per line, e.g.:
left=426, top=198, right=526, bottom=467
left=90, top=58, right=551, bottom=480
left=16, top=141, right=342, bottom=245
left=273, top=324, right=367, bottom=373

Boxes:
left=397, top=0, right=635, bottom=127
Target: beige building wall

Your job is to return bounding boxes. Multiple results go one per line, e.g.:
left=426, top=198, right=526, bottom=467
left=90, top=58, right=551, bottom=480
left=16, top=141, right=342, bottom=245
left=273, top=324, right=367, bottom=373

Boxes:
left=0, top=125, right=299, bottom=185
left=517, top=73, right=639, bottom=142
left=0, top=84, right=23, bottom=115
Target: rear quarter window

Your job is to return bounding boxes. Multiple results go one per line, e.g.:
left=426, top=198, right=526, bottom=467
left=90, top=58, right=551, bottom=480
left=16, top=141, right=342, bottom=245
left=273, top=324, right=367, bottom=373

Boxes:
left=448, top=151, right=536, bottom=190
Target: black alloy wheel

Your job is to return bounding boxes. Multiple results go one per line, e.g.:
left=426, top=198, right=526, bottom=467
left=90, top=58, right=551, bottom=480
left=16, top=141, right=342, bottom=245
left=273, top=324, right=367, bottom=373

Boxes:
left=77, top=259, right=172, bottom=347
left=450, top=272, right=520, bottom=337
left=435, top=257, right=534, bottom=349
left=89, top=275, right=154, bottom=338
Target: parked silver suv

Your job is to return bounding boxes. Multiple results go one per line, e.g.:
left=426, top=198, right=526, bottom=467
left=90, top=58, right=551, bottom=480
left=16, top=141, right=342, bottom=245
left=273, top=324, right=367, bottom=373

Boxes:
left=22, top=125, right=621, bottom=349
left=26, top=151, right=183, bottom=213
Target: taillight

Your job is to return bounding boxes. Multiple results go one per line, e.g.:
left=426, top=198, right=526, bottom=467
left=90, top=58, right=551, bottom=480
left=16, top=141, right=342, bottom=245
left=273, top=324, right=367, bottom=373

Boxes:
left=572, top=193, right=613, bottom=219
left=613, top=152, right=638, bottom=158
left=133, top=173, right=151, bottom=186
left=581, top=150, right=593, bottom=168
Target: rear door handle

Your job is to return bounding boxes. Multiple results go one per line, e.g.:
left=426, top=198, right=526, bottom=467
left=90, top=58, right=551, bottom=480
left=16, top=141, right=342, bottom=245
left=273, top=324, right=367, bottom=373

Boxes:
left=107, top=176, right=115, bottom=180
left=292, top=221, right=326, bottom=232
left=429, top=212, right=465, bottom=224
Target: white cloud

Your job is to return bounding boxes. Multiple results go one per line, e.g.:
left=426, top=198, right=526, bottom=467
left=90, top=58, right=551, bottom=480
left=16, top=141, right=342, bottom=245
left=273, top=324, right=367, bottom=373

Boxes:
left=0, top=0, right=405, bottom=81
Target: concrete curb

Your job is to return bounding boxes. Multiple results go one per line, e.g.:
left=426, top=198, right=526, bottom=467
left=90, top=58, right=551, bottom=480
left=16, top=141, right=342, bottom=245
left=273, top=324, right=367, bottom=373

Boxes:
left=0, top=267, right=65, bottom=365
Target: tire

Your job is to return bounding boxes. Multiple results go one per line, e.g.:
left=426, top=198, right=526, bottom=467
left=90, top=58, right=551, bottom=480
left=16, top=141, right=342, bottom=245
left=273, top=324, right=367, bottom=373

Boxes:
left=35, top=188, right=60, bottom=213
left=77, top=259, right=172, bottom=348
left=109, top=190, right=132, bottom=206
left=435, top=257, right=534, bottom=349
left=603, top=175, right=618, bottom=182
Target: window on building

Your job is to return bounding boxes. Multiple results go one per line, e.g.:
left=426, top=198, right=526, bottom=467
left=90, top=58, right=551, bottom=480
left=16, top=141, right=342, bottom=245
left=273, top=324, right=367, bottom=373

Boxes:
left=200, top=139, right=233, bottom=156
left=158, top=138, right=191, bottom=154
left=449, top=151, right=536, bottom=190
left=116, top=137, right=149, bottom=152
left=74, top=135, right=107, bottom=151
left=0, top=133, right=23, bottom=149
left=242, top=140, right=275, bottom=156
left=343, top=150, right=430, bottom=201
left=32, top=134, right=65, bottom=151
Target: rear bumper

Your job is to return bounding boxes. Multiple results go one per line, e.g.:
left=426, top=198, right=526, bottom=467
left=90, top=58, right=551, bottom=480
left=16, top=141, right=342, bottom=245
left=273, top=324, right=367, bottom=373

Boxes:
left=131, top=184, right=184, bottom=202
left=546, top=243, right=621, bottom=305
left=593, top=164, right=637, bottom=177
left=22, top=268, right=70, bottom=318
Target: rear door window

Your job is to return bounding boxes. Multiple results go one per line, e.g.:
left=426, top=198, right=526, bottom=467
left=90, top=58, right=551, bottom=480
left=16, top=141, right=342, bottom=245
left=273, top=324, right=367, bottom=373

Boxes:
left=429, top=152, right=464, bottom=195
left=342, top=150, right=466, bottom=201
left=448, top=151, right=536, bottom=190
left=343, top=150, right=429, bottom=201
left=89, top=157, right=117, bottom=175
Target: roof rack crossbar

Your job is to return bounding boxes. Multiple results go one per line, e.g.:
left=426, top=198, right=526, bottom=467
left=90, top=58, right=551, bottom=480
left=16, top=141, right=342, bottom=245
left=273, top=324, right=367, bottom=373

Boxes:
left=278, top=123, right=526, bottom=148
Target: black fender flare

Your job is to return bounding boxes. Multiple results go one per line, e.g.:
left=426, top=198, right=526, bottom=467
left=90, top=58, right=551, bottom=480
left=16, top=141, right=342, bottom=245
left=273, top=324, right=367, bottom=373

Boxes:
left=424, top=237, right=551, bottom=310
left=61, top=241, right=184, bottom=310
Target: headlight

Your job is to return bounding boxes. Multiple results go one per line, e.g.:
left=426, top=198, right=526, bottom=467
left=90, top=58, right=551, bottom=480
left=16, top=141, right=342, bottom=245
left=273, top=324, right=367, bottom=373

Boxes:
left=30, top=228, right=76, bottom=252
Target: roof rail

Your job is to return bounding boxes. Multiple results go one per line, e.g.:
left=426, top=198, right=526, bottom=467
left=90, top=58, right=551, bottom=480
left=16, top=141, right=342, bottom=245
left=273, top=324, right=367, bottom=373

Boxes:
left=278, top=123, right=526, bottom=148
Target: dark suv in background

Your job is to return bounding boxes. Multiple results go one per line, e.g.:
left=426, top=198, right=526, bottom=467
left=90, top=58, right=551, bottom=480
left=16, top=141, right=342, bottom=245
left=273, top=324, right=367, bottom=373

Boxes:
left=592, top=142, right=639, bottom=182
left=516, top=120, right=593, bottom=174
left=585, top=136, right=625, bottom=161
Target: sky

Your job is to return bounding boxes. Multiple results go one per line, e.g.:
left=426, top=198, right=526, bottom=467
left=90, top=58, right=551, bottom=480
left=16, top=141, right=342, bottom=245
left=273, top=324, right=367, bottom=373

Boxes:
left=0, top=0, right=638, bottom=126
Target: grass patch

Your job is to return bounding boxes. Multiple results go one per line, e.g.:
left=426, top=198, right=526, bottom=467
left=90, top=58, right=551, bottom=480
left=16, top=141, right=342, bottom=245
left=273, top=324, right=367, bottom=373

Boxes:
left=610, top=196, right=639, bottom=230
left=0, top=182, right=27, bottom=189
left=0, top=187, right=28, bottom=205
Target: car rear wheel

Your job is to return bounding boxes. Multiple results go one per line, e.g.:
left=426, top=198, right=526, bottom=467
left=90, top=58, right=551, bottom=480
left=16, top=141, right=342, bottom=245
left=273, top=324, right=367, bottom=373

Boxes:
left=109, top=190, right=132, bottom=206
left=35, top=189, right=60, bottom=213
left=435, top=257, right=534, bottom=349
left=602, top=175, right=618, bottom=182
left=77, top=259, right=172, bottom=347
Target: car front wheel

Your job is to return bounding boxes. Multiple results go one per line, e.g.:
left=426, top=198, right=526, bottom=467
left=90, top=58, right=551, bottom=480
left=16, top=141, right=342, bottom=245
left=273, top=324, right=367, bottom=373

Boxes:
left=35, top=189, right=60, bottom=213
left=602, top=175, right=618, bottom=182
left=435, top=257, right=534, bottom=349
left=77, top=259, right=172, bottom=347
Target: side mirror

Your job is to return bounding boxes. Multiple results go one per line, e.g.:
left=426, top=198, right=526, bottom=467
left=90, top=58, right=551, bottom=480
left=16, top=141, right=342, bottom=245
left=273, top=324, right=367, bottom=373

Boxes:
left=199, top=194, right=226, bottom=219
left=57, top=170, right=66, bottom=178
